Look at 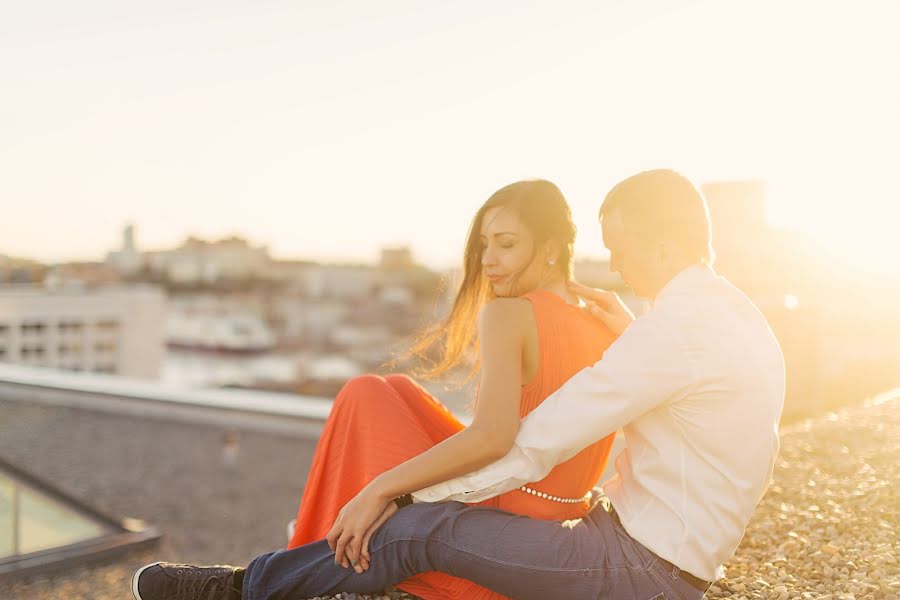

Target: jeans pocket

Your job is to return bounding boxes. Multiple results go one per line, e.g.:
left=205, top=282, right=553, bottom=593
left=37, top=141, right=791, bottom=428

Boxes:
left=646, top=560, right=697, bottom=600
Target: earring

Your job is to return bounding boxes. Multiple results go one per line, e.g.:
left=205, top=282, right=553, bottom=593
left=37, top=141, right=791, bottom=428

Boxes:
left=546, top=259, right=556, bottom=266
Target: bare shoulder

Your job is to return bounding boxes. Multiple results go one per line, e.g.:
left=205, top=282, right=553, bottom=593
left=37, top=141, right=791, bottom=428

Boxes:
left=478, top=298, right=535, bottom=337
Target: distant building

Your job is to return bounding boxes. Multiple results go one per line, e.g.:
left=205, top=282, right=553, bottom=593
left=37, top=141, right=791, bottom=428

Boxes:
left=379, top=246, right=415, bottom=270
left=268, top=297, right=349, bottom=347
left=0, top=255, right=45, bottom=284
left=263, top=260, right=317, bottom=290
left=296, top=264, right=380, bottom=300
left=106, top=223, right=143, bottom=276
left=0, top=285, right=166, bottom=378
left=45, top=262, right=123, bottom=287
left=145, top=236, right=271, bottom=284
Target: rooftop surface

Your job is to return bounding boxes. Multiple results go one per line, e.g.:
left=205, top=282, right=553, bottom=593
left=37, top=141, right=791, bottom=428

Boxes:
left=2, top=387, right=898, bottom=599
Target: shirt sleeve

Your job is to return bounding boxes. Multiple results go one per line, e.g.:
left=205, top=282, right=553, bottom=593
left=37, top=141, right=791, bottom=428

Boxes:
left=411, top=313, right=695, bottom=503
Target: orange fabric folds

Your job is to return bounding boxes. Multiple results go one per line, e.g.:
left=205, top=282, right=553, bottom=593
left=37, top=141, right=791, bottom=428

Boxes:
left=287, top=289, right=618, bottom=600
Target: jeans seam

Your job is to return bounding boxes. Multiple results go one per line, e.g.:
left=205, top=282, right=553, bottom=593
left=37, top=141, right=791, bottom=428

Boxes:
left=376, top=535, right=652, bottom=574
left=379, top=535, right=609, bottom=573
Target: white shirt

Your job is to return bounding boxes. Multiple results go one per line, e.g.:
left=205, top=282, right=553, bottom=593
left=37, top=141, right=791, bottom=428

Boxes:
left=412, top=264, right=785, bottom=582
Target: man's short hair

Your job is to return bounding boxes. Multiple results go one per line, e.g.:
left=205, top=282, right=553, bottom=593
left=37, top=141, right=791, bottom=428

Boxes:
left=600, top=169, right=715, bottom=265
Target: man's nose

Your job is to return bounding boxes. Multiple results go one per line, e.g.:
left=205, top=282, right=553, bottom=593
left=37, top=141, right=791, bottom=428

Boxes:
left=608, top=254, right=622, bottom=274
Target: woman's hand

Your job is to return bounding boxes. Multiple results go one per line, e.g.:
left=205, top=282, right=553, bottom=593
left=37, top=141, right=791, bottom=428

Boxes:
left=357, top=500, right=399, bottom=571
left=325, top=485, right=395, bottom=573
left=568, top=280, right=634, bottom=336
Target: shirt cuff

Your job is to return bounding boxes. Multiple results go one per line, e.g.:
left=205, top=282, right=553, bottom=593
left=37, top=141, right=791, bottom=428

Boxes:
left=411, top=449, right=540, bottom=503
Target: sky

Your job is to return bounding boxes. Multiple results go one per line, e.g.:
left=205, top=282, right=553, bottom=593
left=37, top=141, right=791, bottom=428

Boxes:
left=2, top=0, right=899, bottom=270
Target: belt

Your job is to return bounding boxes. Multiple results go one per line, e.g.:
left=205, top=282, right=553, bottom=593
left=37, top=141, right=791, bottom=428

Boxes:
left=607, top=506, right=713, bottom=593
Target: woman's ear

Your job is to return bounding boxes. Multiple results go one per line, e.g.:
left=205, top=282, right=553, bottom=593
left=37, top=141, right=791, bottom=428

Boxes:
left=543, top=241, right=561, bottom=266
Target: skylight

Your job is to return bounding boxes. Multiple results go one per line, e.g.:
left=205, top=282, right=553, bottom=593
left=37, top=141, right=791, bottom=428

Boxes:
left=0, top=457, right=159, bottom=582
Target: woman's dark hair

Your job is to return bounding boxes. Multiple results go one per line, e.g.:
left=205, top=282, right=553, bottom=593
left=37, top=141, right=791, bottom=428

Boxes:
left=404, top=179, right=575, bottom=381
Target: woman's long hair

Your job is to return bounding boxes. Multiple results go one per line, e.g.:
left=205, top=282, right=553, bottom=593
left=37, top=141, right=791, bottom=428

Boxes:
left=403, top=179, right=576, bottom=382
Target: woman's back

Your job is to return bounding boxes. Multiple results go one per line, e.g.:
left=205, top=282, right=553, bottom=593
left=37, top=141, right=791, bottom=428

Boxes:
left=396, top=289, right=620, bottom=600
left=485, top=287, right=619, bottom=521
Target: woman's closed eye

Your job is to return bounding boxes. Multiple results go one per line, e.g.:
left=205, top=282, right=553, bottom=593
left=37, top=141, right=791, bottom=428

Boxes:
left=482, top=241, right=515, bottom=250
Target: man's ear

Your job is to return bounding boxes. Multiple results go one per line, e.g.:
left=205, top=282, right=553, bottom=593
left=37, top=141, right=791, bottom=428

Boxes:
left=653, top=241, right=668, bottom=262
left=657, top=240, right=685, bottom=267
left=656, top=240, right=676, bottom=265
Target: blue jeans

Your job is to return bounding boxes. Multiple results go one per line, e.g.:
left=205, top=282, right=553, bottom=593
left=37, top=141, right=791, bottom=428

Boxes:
left=243, top=500, right=706, bottom=600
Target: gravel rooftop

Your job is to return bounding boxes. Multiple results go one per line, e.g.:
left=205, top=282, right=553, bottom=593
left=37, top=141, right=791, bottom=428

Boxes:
left=2, top=390, right=898, bottom=600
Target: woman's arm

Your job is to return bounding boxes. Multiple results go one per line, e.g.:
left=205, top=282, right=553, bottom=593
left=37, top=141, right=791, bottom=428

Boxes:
left=327, top=297, right=535, bottom=570
left=367, top=297, right=533, bottom=500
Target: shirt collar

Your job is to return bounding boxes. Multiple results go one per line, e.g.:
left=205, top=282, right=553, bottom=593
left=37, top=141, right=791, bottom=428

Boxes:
left=652, top=263, right=717, bottom=306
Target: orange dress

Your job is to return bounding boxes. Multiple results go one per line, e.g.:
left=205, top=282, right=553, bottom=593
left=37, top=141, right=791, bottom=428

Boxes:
left=287, top=288, right=619, bottom=600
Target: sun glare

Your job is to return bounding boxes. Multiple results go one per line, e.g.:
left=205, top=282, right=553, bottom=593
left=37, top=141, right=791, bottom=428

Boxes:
left=766, top=177, right=900, bottom=284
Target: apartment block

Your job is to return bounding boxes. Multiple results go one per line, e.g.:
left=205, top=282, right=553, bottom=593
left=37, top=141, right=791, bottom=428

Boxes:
left=0, top=285, right=166, bottom=379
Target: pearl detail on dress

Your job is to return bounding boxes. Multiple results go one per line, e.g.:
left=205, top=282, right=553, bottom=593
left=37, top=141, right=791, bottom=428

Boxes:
left=517, top=485, right=589, bottom=504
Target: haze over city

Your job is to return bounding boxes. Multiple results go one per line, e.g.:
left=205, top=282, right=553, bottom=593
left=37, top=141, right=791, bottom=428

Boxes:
left=4, top=3, right=900, bottom=599
left=3, top=0, right=899, bottom=273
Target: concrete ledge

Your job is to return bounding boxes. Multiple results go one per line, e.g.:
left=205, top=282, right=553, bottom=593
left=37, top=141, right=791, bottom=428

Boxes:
left=0, top=363, right=332, bottom=438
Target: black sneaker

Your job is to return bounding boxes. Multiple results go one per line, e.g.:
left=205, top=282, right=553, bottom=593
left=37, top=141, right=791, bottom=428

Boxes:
left=131, top=561, right=243, bottom=600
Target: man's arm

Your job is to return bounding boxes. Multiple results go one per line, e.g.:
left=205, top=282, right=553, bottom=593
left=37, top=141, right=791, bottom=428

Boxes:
left=412, top=313, right=695, bottom=503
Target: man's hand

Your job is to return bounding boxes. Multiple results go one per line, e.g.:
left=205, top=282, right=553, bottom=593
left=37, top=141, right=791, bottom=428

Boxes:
left=325, top=486, right=393, bottom=574
left=568, top=280, right=634, bottom=336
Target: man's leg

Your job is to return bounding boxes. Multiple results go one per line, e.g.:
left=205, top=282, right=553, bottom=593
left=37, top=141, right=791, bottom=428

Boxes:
left=243, top=500, right=663, bottom=600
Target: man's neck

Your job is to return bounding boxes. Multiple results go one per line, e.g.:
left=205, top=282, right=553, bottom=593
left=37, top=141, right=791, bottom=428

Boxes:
left=649, top=261, right=707, bottom=303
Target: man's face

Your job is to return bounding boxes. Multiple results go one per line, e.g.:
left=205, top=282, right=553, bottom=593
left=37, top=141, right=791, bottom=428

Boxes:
left=601, top=209, right=659, bottom=298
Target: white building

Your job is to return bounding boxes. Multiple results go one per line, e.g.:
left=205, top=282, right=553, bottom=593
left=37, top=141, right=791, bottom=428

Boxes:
left=0, top=285, right=166, bottom=379
left=269, top=297, right=349, bottom=346
left=379, top=246, right=415, bottom=269
left=106, top=223, right=143, bottom=276
left=301, top=264, right=379, bottom=300
left=145, top=236, right=271, bottom=284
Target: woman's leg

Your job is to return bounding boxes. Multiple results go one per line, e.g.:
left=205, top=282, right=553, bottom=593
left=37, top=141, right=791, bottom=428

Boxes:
left=288, top=374, right=464, bottom=547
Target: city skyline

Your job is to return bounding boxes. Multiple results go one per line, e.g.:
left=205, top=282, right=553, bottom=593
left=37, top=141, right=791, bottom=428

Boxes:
left=3, top=1, right=899, bottom=273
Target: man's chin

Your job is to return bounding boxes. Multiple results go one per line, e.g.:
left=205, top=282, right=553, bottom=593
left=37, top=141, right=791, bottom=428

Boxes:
left=621, top=280, right=645, bottom=298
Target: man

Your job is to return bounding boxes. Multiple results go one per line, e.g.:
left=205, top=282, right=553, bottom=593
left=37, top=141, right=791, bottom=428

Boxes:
left=132, top=169, right=785, bottom=600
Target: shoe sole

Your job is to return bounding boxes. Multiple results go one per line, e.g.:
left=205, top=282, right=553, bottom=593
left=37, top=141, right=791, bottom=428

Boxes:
left=131, top=561, right=162, bottom=600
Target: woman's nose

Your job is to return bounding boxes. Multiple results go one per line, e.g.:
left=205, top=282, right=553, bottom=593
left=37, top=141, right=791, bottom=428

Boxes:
left=481, top=248, right=496, bottom=267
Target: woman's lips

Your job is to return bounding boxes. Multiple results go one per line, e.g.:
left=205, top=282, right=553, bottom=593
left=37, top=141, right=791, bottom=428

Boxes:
left=487, top=274, right=507, bottom=283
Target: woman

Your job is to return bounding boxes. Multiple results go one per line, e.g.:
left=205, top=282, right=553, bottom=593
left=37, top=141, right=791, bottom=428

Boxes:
left=288, top=179, right=619, bottom=600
